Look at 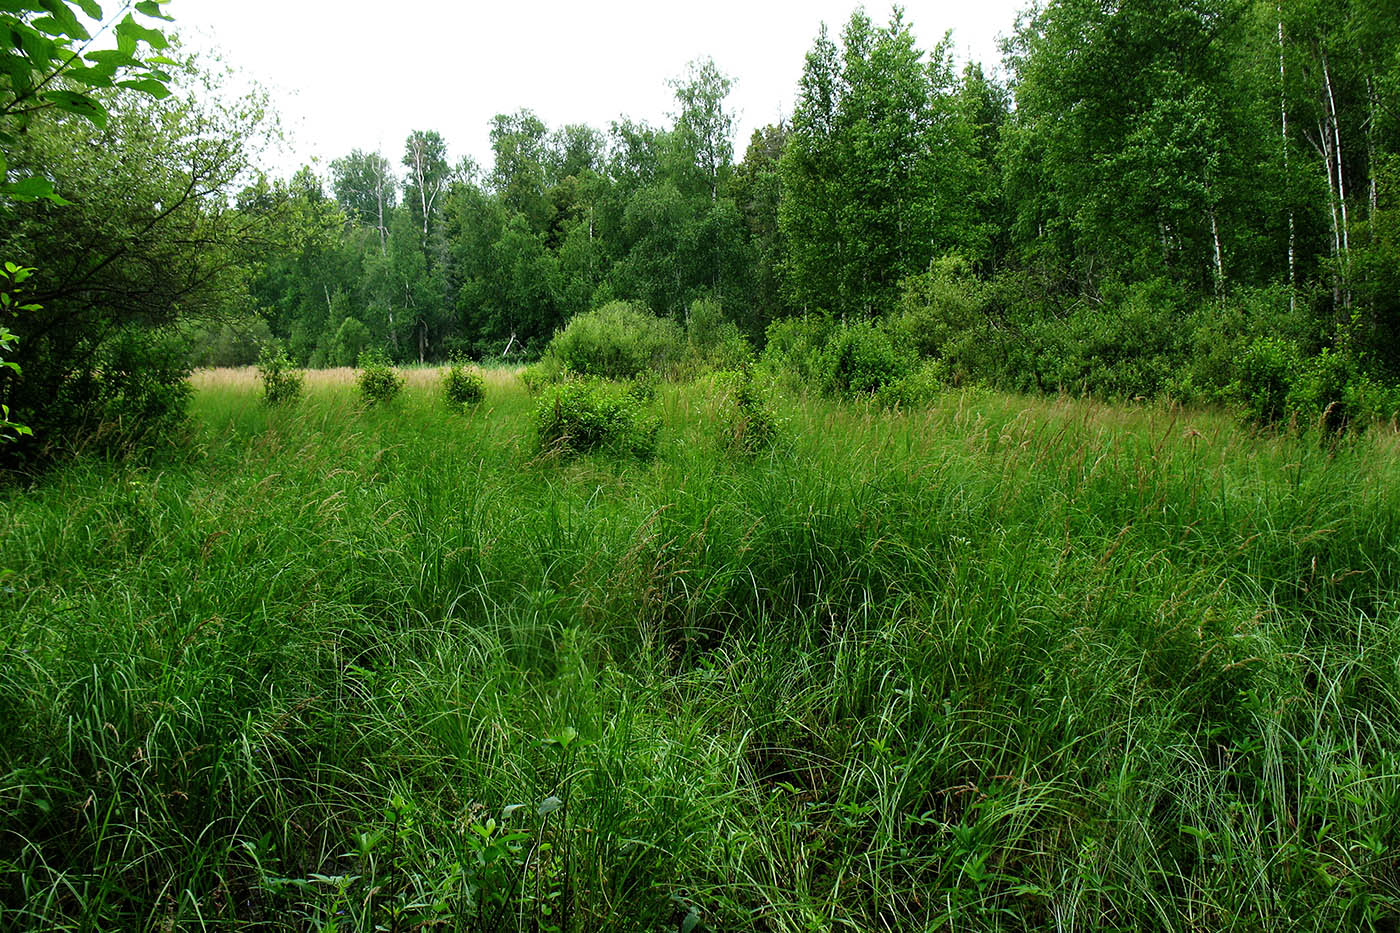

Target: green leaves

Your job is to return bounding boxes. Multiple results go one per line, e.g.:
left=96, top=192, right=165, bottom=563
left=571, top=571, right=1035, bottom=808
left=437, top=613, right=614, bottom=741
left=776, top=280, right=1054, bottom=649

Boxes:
left=41, top=89, right=104, bottom=125
left=114, top=12, right=167, bottom=51
left=116, top=76, right=169, bottom=99
left=0, top=173, right=70, bottom=202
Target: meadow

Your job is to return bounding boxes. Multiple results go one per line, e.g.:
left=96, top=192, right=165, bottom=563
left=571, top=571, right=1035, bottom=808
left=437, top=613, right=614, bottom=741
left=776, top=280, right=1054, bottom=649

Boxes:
left=1, top=368, right=1398, bottom=931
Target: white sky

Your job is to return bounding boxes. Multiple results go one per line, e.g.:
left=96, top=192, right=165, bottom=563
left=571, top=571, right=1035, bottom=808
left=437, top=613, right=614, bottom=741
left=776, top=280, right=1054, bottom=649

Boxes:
left=171, top=0, right=1027, bottom=179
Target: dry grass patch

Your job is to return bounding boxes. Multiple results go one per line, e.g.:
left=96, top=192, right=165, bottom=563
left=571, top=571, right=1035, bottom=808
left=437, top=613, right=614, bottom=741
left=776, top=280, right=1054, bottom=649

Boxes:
left=191, top=364, right=524, bottom=393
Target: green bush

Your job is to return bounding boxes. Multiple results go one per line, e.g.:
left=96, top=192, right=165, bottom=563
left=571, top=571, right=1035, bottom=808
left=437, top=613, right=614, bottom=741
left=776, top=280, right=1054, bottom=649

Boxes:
left=892, top=254, right=989, bottom=360
left=331, top=316, right=373, bottom=367
left=813, top=320, right=913, bottom=397
left=441, top=360, right=484, bottom=407
left=874, top=359, right=948, bottom=409
left=356, top=349, right=403, bottom=406
left=761, top=315, right=835, bottom=386
left=717, top=368, right=781, bottom=454
left=70, top=330, right=193, bottom=458
left=1230, top=337, right=1299, bottom=427
left=2, top=324, right=195, bottom=468
left=257, top=344, right=304, bottom=406
left=533, top=378, right=658, bottom=458
left=625, top=370, right=659, bottom=404
left=686, top=298, right=754, bottom=373
left=545, top=301, right=685, bottom=380
left=1287, top=348, right=1379, bottom=435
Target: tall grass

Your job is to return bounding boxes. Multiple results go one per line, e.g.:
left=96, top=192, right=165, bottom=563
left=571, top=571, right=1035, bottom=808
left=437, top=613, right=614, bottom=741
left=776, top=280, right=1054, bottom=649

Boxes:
left=1, top=372, right=1397, bottom=930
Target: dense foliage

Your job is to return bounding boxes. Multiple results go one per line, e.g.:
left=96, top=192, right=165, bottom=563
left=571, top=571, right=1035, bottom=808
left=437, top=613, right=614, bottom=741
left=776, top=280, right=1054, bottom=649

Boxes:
left=0, top=1, right=1395, bottom=463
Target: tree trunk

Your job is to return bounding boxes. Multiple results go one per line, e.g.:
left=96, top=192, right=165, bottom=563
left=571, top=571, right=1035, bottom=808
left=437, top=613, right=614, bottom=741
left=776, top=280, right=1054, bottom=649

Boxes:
left=1321, top=46, right=1350, bottom=308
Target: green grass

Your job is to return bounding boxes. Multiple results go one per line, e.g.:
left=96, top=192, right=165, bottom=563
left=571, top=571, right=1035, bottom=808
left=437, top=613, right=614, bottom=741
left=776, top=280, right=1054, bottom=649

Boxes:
left=2, top=371, right=1399, bottom=930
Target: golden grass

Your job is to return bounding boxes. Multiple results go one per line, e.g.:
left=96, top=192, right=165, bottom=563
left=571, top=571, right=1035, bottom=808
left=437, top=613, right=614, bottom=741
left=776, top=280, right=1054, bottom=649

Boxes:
left=191, top=365, right=523, bottom=392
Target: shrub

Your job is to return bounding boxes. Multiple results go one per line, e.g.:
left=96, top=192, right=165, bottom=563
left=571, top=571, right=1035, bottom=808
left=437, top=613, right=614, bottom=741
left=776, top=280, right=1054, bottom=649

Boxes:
left=257, top=344, right=304, bottom=406
left=1287, top=348, right=1379, bottom=436
left=2, top=327, right=193, bottom=467
left=686, top=298, right=754, bottom=373
left=717, top=368, right=780, bottom=454
left=874, top=359, right=948, bottom=410
left=331, top=316, right=373, bottom=367
left=441, top=360, right=484, bottom=407
left=72, top=330, right=193, bottom=458
left=545, top=301, right=684, bottom=380
left=892, top=254, right=989, bottom=360
left=813, top=320, right=913, bottom=397
left=1230, top=337, right=1299, bottom=427
left=761, top=315, right=835, bottom=386
left=356, top=349, right=403, bottom=405
left=533, top=378, right=658, bottom=458
left=625, top=370, right=659, bottom=404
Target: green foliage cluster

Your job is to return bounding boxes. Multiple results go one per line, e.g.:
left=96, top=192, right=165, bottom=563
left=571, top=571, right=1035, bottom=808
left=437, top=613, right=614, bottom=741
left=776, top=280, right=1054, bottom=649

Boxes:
left=533, top=377, right=659, bottom=458
left=685, top=297, right=754, bottom=373
left=0, top=262, right=38, bottom=444
left=716, top=368, right=780, bottom=454
left=545, top=300, right=685, bottom=379
left=1231, top=336, right=1300, bottom=427
left=759, top=265, right=1395, bottom=437
left=356, top=349, right=403, bottom=405
left=441, top=358, right=485, bottom=407
left=813, top=319, right=913, bottom=396
left=50, top=329, right=193, bottom=458
left=256, top=344, right=303, bottom=406
left=186, top=317, right=274, bottom=368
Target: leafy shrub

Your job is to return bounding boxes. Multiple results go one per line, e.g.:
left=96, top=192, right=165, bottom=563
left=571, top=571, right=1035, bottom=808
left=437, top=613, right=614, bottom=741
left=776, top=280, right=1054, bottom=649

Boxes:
left=1287, top=348, right=1380, bottom=436
left=686, top=298, right=754, bottom=373
left=892, top=254, right=989, bottom=360
left=625, top=370, right=659, bottom=403
left=533, top=378, right=658, bottom=458
left=1229, top=337, right=1299, bottom=427
left=331, top=316, right=373, bottom=367
left=1, top=326, right=193, bottom=467
left=356, top=349, right=403, bottom=405
left=257, top=344, right=304, bottom=406
left=1169, top=286, right=1312, bottom=406
left=761, top=315, right=835, bottom=386
left=874, top=360, right=948, bottom=409
left=813, top=319, right=913, bottom=397
left=72, top=330, right=193, bottom=457
left=717, top=368, right=781, bottom=454
left=441, top=360, right=484, bottom=407
left=545, top=301, right=684, bottom=380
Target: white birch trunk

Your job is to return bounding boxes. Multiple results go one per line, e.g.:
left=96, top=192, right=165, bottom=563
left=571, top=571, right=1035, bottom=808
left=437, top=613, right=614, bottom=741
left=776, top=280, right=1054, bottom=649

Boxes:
left=1320, top=47, right=1350, bottom=308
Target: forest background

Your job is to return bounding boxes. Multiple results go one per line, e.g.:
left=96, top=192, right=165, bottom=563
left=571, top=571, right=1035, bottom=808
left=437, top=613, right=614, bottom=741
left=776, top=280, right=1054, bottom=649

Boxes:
left=2, top=0, right=1399, bottom=461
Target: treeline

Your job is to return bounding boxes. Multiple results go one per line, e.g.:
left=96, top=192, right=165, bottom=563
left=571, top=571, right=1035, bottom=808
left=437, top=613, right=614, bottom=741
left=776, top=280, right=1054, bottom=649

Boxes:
left=4, top=0, right=1400, bottom=466
left=233, top=0, right=1400, bottom=397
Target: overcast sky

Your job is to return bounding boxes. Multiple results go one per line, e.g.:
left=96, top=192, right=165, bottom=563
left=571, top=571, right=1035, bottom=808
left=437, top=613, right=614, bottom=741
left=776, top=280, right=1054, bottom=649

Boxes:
left=171, top=0, right=1029, bottom=179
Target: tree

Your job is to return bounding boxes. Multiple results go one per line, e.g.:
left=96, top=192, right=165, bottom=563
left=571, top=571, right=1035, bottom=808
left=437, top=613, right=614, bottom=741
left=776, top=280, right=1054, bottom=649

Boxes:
left=669, top=57, right=736, bottom=199
left=402, top=129, right=448, bottom=237
left=781, top=9, right=978, bottom=318
left=330, top=148, right=397, bottom=249
left=731, top=122, right=790, bottom=333
left=0, top=58, right=277, bottom=465
left=1, top=0, right=175, bottom=202
left=1, top=0, right=176, bottom=451
left=489, top=109, right=551, bottom=233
